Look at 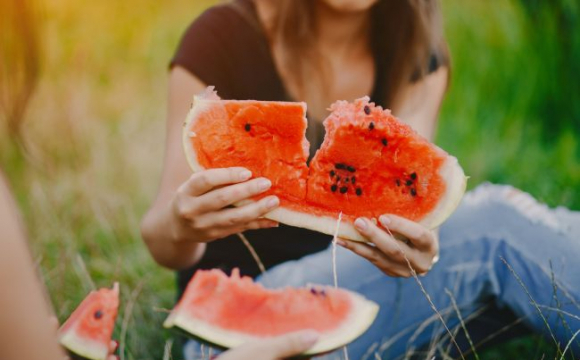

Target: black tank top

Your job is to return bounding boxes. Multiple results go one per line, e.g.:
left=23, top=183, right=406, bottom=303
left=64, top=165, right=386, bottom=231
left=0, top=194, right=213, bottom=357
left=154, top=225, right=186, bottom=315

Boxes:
left=170, top=0, right=439, bottom=295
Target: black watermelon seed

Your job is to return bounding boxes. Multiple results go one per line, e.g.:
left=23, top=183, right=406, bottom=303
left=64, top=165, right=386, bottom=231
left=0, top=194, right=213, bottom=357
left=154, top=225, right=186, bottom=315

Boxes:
left=410, top=172, right=417, bottom=180
left=410, top=188, right=417, bottom=197
left=244, top=123, right=251, bottom=131
left=94, top=310, right=103, bottom=319
left=331, top=184, right=338, bottom=192
left=335, top=163, right=346, bottom=170
left=356, top=188, right=362, bottom=196
left=369, top=122, right=375, bottom=130
left=310, top=288, right=317, bottom=295
left=406, top=180, right=413, bottom=186
left=364, top=105, right=371, bottom=115
left=351, top=176, right=356, bottom=184
left=330, top=170, right=335, bottom=177
left=344, top=177, right=349, bottom=183
left=382, top=138, right=388, bottom=146
left=396, top=179, right=401, bottom=186
left=339, top=186, right=348, bottom=194
left=346, top=166, right=356, bottom=173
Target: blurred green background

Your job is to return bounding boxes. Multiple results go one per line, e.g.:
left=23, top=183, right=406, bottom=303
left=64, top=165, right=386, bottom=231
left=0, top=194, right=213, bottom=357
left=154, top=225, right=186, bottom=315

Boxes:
left=0, top=0, right=578, bottom=359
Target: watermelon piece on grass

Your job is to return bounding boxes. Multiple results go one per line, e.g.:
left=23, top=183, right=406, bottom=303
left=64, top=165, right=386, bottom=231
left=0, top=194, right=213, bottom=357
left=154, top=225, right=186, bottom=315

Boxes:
left=58, top=283, right=119, bottom=360
left=183, top=87, right=467, bottom=241
left=163, top=269, right=379, bottom=355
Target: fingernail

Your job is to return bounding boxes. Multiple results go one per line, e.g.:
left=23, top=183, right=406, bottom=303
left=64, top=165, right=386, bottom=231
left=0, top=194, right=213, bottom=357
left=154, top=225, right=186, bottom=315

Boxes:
left=379, top=215, right=390, bottom=226
left=301, top=330, right=319, bottom=346
left=336, top=239, right=346, bottom=247
left=354, top=218, right=367, bottom=231
left=268, top=221, right=279, bottom=228
left=266, top=196, right=279, bottom=208
left=258, top=178, right=272, bottom=191
left=239, top=169, right=252, bottom=181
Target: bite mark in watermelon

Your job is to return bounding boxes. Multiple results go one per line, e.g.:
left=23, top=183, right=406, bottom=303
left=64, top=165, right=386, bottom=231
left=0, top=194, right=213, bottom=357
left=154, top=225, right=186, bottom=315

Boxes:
left=183, top=87, right=467, bottom=241
left=163, top=269, right=379, bottom=355
left=58, top=283, right=119, bottom=360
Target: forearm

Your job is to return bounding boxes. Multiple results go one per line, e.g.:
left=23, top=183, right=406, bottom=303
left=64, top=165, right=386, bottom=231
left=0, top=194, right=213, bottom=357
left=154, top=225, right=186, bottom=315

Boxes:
left=141, top=202, right=206, bottom=270
left=0, top=175, right=66, bottom=360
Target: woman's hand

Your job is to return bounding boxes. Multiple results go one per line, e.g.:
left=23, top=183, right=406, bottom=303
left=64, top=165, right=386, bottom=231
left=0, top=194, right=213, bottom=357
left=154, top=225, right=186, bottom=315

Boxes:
left=217, top=330, right=319, bottom=360
left=170, top=167, right=280, bottom=243
left=338, top=215, right=439, bottom=277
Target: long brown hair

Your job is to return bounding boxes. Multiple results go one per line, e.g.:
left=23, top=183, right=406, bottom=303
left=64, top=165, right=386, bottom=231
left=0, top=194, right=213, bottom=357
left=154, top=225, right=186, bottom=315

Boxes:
left=266, top=0, right=449, bottom=108
left=0, top=0, right=40, bottom=138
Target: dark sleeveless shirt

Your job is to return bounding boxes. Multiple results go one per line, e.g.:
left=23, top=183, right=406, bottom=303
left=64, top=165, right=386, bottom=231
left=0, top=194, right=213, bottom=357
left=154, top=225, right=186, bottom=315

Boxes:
left=170, top=0, right=439, bottom=295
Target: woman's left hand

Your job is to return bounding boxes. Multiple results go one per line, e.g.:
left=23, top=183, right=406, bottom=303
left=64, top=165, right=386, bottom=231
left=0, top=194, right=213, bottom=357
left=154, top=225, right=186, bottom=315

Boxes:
left=337, top=215, right=439, bottom=277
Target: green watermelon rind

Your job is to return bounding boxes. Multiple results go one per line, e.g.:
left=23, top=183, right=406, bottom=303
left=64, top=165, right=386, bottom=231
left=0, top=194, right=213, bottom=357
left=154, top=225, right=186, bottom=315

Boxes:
left=163, top=287, right=379, bottom=355
left=183, top=91, right=467, bottom=242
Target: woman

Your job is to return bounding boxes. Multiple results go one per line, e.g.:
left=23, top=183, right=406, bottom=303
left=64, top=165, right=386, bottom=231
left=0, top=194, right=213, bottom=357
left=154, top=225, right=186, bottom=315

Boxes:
left=141, top=0, right=580, bottom=358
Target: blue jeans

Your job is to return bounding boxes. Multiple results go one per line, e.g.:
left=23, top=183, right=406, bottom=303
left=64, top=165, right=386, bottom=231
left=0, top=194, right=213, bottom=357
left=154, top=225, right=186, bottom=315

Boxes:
left=184, top=184, right=580, bottom=359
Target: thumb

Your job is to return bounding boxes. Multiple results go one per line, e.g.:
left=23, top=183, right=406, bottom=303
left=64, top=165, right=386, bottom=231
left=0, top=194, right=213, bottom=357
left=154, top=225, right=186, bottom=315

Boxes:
left=257, top=330, right=320, bottom=359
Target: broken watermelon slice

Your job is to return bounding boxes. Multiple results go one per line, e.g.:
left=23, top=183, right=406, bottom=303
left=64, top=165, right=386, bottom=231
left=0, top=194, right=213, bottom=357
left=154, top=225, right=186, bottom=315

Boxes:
left=163, top=269, right=379, bottom=355
left=58, top=283, right=119, bottom=360
left=183, top=87, right=467, bottom=241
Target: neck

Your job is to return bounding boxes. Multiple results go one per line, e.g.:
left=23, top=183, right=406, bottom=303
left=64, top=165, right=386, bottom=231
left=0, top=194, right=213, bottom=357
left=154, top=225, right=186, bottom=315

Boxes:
left=314, top=2, right=371, bottom=57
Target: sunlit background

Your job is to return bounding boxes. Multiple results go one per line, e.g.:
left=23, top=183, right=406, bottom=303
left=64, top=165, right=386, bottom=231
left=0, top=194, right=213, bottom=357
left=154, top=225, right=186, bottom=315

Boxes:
left=1, top=0, right=578, bottom=359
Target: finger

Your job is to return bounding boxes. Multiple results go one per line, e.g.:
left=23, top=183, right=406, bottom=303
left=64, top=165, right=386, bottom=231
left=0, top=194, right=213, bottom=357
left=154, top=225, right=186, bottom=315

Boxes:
left=183, top=167, right=253, bottom=196
left=194, top=196, right=279, bottom=229
left=354, top=218, right=410, bottom=263
left=110, top=340, right=119, bottom=353
left=337, top=239, right=408, bottom=277
left=49, top=316, right=60, bottom=331
left=378, top=215, right=434, bottom=251
left=106, top=356, right=118, bottom=360
left=253, top=330, right=319, bottom=358
left=195, top=177, right=272, bottom=212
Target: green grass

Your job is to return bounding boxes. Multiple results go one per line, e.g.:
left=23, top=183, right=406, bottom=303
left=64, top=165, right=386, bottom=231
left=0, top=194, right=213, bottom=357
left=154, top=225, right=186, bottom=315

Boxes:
left=0, top=0, right=578, bottom=359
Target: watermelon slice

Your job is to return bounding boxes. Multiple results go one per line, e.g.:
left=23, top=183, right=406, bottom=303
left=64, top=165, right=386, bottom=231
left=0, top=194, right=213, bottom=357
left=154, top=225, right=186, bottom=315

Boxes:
left=58, top=283, right=120, bottom=360
left=163, top=269, right=379, bottom=355
left=183, top=87, right=467, bottom=241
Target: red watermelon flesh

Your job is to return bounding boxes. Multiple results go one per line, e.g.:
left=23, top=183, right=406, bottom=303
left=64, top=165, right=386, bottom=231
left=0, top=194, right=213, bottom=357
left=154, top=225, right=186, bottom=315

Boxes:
left=184, top=87, right=466, bottom=241
left=163, top=269, right=379, bottom=355
left=58, top=283, right=119, bottom=360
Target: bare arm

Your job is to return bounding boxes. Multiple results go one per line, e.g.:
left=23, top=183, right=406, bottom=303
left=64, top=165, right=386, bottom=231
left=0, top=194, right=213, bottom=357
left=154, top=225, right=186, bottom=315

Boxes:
left=0, top=174, right=66, bottom=360
left=141, top=67, right=279, bottom=270
left=141, top=67, right=209, bottom=270
left=392, top=66, right=449, bottom=141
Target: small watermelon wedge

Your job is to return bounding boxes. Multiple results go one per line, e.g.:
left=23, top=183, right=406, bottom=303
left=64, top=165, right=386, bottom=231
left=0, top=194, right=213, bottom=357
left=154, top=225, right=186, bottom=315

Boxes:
left=58, top=283, right=119, bottom=360
left=183, top=87, right=467, bottom=241
left=163, top=269, right=379, bottom=355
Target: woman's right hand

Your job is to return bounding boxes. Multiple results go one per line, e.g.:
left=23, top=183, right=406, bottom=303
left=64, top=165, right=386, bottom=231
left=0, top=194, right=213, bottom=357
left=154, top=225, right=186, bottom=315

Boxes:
left=170, top=167, right=280, bottom=243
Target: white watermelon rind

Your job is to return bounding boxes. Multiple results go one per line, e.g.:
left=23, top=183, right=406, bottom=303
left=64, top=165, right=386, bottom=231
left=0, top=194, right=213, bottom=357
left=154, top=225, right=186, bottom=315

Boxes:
left=59, top=326, right=109, bottom=360
left=163, top=288, right=379, bottom=355
left=183, top=94, right=467, bottom=242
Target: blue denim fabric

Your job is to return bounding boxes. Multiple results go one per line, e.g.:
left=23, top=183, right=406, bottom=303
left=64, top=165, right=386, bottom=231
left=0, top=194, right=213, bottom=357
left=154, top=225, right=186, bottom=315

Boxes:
left=184, top=184, right=580, bottom=360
